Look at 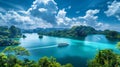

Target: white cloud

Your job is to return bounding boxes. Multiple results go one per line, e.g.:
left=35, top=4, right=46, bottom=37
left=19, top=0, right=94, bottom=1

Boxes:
left=105, top=0, right=120, bottom=21
left=0, top=10, right=53, bottom=29
left=56, top=9, right=72, bottom=26
left=28, top=0, right=57, bottom=12
left=71, top=21, right=87, bottom=27
left=34, top=0, right=57, bottom=5
left=0, top=0, right=118, bottom=31
left=27, top=0, right=58, bottom=25
left=80, top=9, right=99, bottom=20
left=57, top=9, right=66, bottom=18
left=56, top=9, right=111, bottom=30
left=38, top=8, right=47, bottom=12
left=56, top=9, right=99, bottom=26
left=95, top=22, right=110, bottom=30
left=56, top=9, right=66, bottom=25
left=0, top=0, right=58, bottom=29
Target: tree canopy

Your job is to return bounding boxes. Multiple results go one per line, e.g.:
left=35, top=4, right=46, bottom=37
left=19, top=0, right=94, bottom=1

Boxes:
left=88, top=42, right=120, bottom=67
left=40, top=25, right=97, bottom=40
left=0, top=46, right=73, bottom=67
left=0, top=26, right=22, bottom=46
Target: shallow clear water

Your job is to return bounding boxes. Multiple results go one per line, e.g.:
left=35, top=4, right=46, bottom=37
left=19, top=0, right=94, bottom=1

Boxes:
left=0, top=33, right=118, bottom=67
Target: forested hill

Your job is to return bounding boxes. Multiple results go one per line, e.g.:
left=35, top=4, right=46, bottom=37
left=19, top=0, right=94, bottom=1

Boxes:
left=38, top=26, right=97, bottom=40
left=22, top=28, right=68, bottom=33
left=103, top=30, right=120, bottom=41
left=38, top=25, right=120, bottom=41
left=0, top=25, right=22, bottom=46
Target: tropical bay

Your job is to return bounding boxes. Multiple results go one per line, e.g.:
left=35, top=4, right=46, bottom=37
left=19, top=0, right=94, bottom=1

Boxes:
left=0, top=0, right=120, bottom=67
left=0, top=33, right=118, bottom=67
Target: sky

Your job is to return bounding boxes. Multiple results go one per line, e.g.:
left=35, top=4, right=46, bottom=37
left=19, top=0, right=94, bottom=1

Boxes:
left=0, top=0, right=120, bottom=31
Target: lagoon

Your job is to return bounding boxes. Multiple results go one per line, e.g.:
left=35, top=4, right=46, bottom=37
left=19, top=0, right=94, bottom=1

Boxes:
left=0, top=33, right=118, bottom=67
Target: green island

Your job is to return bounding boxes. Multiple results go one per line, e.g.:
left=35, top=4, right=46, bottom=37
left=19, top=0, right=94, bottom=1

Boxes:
left=38, top=26, right=97, bottom=40
left=38, top=25, right=120, bottom=41
left=103, top=30, right=120, bottom=41
left=0, top=26, right=22, bottom=46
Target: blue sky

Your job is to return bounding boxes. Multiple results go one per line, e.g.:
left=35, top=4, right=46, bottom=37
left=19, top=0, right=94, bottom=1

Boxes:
left=0, top=0, right=120, bottom=31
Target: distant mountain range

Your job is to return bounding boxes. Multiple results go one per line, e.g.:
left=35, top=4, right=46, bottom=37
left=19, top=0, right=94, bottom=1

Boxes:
left=22, top=28, right=69, bottom=33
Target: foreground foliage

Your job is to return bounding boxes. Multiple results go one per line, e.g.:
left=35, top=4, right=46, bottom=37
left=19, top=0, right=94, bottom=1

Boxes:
left=0, top=46, right=73, bottom=67
left=88, top=42, right=120, bottom=67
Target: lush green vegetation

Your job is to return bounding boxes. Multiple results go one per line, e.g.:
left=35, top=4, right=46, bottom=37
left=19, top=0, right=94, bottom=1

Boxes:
left=0, top=26, right=22, bottom=46
left=103, top=30, right=120, bottom=41
left=38, top=26, right=120, bottom=41
left=39, top=26, right=97, bottom=40
left=88, top=42, right=120, bottom=67
left=0, top=46, right=73, bottom=67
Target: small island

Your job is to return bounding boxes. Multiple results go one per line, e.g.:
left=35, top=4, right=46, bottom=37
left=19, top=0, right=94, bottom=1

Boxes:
left=102, top=30, right=120, bottom=41
left=39, top=35, right=43, bottom=38
left=58, top=43, right=69, bottom=47
left=22, top=35, right=26, bottom=38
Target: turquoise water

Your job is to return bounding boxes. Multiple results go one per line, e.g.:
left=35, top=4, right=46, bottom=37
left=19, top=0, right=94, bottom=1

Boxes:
left=19, top=33, right=118, bottom=67
left=0, top=33, right=118, bottom=67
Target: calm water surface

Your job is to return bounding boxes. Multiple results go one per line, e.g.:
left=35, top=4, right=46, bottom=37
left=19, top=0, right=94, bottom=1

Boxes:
left=0, top=33, right=118, bottom=67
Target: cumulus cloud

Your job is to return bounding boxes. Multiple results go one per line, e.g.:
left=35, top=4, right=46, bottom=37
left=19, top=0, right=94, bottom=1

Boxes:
left=0, top=10, right=53, bottom=29
left=78, top=9, right=101, bottom=28
left=80, top=9, right=99, bottom=20
left=0, top=0, right=58, bottom=29
left=38, top=8, right=47, bottom=12
left=56, top=9, right=71, bottom=26
left=0, top=0, right=116, bottom=31
left=56, top=9, right=109, bottom=30
left=27, top=0, right=58, bottom=25
left=105, top=0, right=120, bottom=21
